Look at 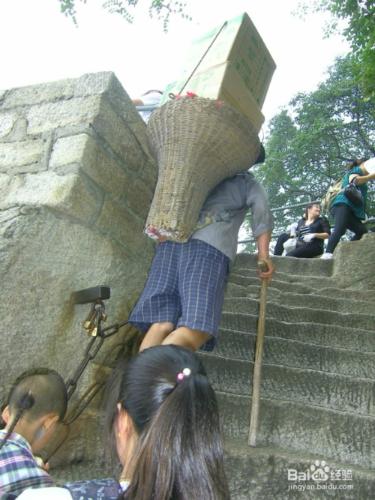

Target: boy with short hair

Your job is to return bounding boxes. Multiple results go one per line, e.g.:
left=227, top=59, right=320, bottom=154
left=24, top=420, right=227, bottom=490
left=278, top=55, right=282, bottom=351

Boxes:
left=0, top=368, right=67, bottom=498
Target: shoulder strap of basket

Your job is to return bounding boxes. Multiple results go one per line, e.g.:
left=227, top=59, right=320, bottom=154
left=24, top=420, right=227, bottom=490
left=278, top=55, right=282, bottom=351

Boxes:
left=178, top=20, right=228, bottom=95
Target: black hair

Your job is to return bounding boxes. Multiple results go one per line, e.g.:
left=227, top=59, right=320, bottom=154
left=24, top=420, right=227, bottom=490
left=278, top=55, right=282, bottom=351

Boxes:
left=0, top=392, right=34, bottom=451
left=254, top=144, right=266, bottom=165
left=0, top=368, right=67, bottom=450
left=104, top=345, right=230, bottom=500
left=303, top=201, right=320, bottom=219
left=346, top=158, right=368, bottom=170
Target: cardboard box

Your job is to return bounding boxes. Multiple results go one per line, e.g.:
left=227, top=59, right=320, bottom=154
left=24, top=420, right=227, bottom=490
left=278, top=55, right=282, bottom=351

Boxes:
left=162, top=61, right=265, bottom=132
left=175, top=13, right=276, bottom=108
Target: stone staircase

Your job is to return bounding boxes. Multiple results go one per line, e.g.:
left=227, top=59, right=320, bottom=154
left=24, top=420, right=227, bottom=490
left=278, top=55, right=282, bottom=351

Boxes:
left=199, top=253, right=375, bottom=499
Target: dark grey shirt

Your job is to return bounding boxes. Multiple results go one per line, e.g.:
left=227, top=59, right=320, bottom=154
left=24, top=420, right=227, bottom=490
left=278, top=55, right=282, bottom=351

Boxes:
left=192, top=172, right=273, bottom=261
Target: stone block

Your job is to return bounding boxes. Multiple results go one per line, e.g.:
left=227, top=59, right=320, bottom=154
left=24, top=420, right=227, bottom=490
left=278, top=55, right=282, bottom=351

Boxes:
left=0, top=111, right=17, bottom=138
left=75, top=72, right=153, bottom=158
left=1, top=79, right=76, bottom=109
left=0, top=208, right=152, bottom=401
left=50, top=134, right=88, bottom=168
left=95, top=196, right=151, bottom=255
left=3, top=117, right=29, bottom=142
left=0, top=206, right=21, bottom=225
left=26, top=96, right=101, bottom=135
left=0, top=173, right=21, bottom=205
left=78, top=72, right=141, bottom=125
left=92, top=97, right=147, bottom=171
left=0, top=73, right=158, bottom=480
left=50, top=133, right=154, bottom=220
left=333, top=233, right=375, bottom=290
left=1, top=171, right=102, bottom=225
left=74, top=72, right=116, bottom=99
left=122, top=176, right=154, bottom=220
left=75, top=72, right=152, bottom=157
left=0, top=139, right=44, bottom=173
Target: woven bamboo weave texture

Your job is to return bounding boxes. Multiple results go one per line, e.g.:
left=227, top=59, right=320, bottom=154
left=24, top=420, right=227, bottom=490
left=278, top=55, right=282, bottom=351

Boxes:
left=145, top=97, right=260, bottom=242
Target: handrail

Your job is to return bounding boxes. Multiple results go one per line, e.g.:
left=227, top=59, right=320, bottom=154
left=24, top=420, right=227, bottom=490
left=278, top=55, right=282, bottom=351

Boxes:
left=135, top=104, right=158, bottom=112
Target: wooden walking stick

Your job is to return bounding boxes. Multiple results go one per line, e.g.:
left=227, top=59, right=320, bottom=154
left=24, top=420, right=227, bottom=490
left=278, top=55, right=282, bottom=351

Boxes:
left=248, top=259, right=269, bottom=447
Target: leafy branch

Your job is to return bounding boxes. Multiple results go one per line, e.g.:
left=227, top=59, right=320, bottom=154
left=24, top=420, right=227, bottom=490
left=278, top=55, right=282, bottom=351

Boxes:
left=57, top=0, right=191, bottom=30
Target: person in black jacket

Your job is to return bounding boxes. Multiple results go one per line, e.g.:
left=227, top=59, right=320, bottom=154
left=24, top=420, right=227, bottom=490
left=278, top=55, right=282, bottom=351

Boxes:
left=274, top=202, right=330, bottom=258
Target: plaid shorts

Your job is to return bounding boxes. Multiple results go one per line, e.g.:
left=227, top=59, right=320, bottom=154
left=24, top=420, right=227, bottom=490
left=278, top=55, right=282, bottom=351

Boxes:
left=128, top=239, right=229, bottom=351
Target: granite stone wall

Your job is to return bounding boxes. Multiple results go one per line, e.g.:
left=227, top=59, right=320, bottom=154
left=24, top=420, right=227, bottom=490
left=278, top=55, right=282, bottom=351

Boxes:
left=0, top=72, right=157, bottom=477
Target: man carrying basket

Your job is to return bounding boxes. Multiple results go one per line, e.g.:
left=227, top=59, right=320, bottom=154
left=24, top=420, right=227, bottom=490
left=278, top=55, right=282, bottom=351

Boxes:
left=129, top=146, right=274, bottom=352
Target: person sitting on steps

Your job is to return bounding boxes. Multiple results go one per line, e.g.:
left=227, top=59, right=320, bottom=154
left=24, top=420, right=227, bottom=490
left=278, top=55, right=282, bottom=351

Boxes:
left=274, top=202, right=330, bottom=258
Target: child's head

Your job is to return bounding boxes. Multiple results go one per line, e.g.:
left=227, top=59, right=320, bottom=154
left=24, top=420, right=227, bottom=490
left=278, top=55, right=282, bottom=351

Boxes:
left=105, top=345, right=230, bottom=500
left=1, top=368, right=67, bottom=452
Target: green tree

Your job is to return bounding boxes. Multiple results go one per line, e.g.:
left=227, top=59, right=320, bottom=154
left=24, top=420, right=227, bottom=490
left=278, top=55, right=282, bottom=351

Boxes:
left=242, top=55, right=375, bottom=247
left=305, top=0, right=375, bottom=98
left=58, top=0, right=191, bottom=29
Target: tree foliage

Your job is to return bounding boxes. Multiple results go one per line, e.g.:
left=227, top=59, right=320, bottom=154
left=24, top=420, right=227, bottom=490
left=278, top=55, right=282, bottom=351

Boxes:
left=305, top=0, right=375, bottom=98
left=58, top=0, right=191, bottom=30
left=245, top=54, right=375, bottom=241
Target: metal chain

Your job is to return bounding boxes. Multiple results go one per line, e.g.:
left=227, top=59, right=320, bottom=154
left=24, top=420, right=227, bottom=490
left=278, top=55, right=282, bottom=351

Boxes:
left=44, top=305, right=129, bottom=461
left=65, top=301, right=128, bottom=400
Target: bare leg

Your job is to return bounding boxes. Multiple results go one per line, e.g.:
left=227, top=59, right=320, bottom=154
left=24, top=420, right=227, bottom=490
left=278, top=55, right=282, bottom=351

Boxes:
left=139, top=321, right=174, bottom=351
left=162, top=326, right=211, bottom=351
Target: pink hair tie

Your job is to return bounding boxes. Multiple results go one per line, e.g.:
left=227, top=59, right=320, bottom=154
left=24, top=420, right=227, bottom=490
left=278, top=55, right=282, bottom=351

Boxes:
left=176, top=368, right=192, bottom=382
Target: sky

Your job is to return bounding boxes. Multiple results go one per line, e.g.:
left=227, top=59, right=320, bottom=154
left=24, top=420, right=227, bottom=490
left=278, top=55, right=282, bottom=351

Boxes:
left=0, top=0, right=349, bottom=130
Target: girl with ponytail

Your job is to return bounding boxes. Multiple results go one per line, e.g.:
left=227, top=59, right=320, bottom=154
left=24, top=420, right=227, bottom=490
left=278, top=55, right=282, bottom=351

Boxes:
left=19, top=346, right=230, bottom=500
left=114, top=344, right=230, bottom=500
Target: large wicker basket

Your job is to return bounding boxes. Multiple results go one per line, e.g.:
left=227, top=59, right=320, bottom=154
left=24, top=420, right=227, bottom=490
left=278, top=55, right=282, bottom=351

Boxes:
left=145, top=96, right=260, bottom=242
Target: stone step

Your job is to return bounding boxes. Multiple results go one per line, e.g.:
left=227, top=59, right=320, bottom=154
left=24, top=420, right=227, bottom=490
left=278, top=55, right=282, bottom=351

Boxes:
left=228, top=272, right=375, bottom=304
left=232, top=266, right=375, bottom=302
left=229, top=272, right=316, bottom=295
left=223, top=297, right=375, bottom=331
left=200, top=354, right=375, bottom=416
left=317, top=287, right=375, bottom=304
left=216, top=391, right=375, bottom=468
left=225, top=439, right=375, bottom=499
left=215, top=327, right=375, bottom=380
left=226, top=282, right=374, bottom=315
left=220, top=312, right=375, bottom=353
left=234, top=253, right=334, bottom=277
left=232, top=267, right=339, bottom=292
